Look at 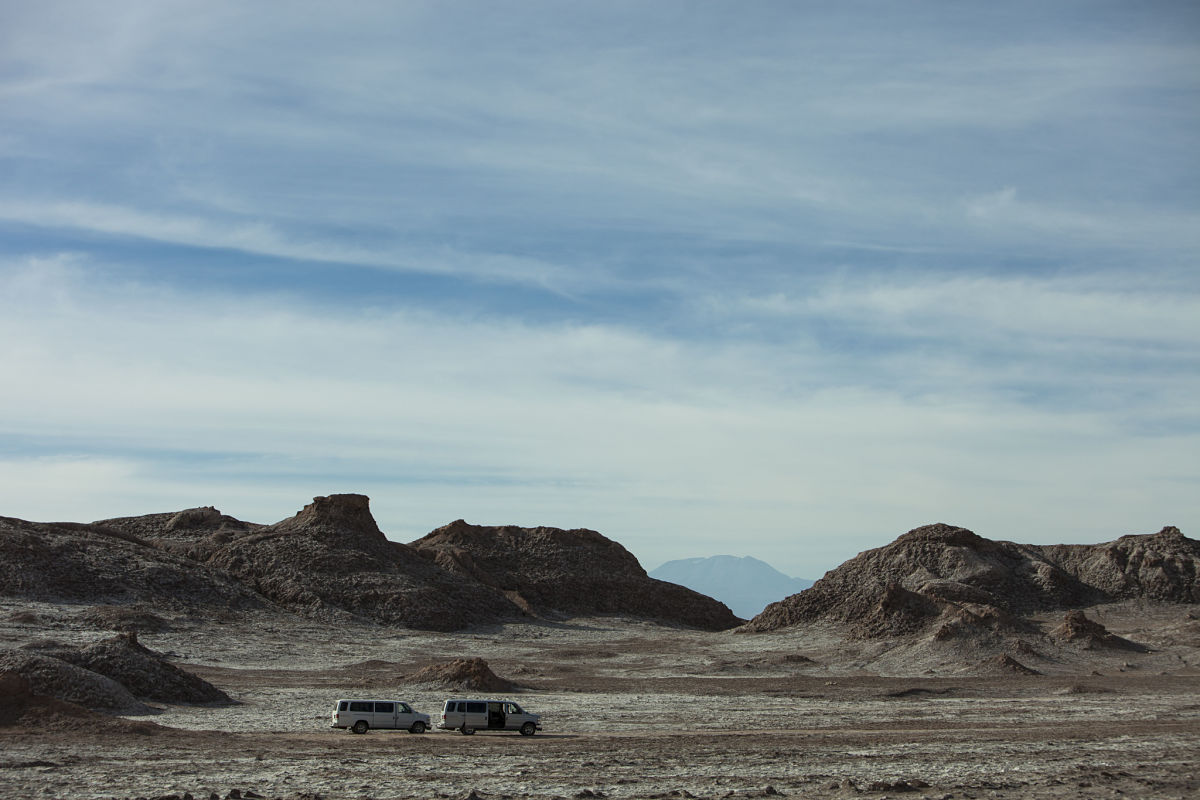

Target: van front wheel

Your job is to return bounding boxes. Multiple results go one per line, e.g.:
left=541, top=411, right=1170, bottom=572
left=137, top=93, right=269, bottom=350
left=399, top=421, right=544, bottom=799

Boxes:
left=460, top=726, right=475, bottom=735
left=409, top=721, right=426, bottom=734
left=351, top=721, right=369, bottom=734
left=520, top=722, right=536, bottom=736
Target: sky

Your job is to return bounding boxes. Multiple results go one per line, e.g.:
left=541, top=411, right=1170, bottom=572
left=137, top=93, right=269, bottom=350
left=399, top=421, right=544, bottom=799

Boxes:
left=1, top=1, right=1197, bottom=580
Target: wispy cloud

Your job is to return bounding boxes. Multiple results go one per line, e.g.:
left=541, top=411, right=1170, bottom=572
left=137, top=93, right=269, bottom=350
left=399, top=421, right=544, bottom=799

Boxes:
left=1, top=2, right=1197, bottom=574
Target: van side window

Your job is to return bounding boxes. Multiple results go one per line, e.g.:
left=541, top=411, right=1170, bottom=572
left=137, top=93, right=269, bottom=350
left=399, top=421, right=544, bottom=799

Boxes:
left=398, top=703, right=412, bottom=713
left=338, top=701, right=348, bottom=711
left=467, top=702, right=487, bottom=714
left=349, top=701, right=372, bottom=712
left=375, top=702, right=394, bottom=713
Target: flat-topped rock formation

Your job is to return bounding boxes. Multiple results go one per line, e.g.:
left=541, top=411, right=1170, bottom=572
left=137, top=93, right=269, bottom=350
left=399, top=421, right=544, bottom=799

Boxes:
left=202, top=495, right=520, bottom=630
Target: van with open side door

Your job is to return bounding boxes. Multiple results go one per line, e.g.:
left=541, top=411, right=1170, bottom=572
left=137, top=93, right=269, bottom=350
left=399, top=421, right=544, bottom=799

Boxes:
left=331, top=699, right=431, bottom=734
left=438, top=698, right=541, bottom=735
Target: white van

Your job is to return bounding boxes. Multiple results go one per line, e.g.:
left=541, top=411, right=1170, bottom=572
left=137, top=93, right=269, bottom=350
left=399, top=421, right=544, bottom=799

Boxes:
left=331, top=699, right=431, bottom=734
left=438, top=699, right=541, bottom=735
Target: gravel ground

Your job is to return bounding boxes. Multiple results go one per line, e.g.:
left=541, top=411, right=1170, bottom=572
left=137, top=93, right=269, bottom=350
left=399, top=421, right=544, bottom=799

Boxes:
left=2, top=601, right=1199, bottom=799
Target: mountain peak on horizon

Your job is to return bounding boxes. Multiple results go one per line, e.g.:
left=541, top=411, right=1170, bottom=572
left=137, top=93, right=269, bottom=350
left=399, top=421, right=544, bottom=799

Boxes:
left=649, top=554, right=813, bottom=620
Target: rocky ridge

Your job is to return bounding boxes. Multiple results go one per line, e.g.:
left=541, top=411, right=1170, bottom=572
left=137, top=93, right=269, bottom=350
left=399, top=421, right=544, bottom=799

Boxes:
left=2, top=495, right=738, bottom=632
left=743, top=523, right=1198, bottom=641
left=411, top=519, right=741, bottom=630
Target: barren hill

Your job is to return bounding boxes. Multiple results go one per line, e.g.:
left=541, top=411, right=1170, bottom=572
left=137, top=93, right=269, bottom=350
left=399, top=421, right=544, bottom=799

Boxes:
left=3, top=495, right=741, bottom=632
left=743, top=523, right=1197, bottom=638
left=0, top=515, right=266, bottom=612
left=411, top=519, right=741, bottom=630
left=200, top=495, right=519, bottom=630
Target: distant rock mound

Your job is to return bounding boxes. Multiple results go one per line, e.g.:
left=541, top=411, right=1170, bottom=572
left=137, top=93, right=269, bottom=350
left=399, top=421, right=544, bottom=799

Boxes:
left=1050, top=610, right=1148, bottom=652
left=742, top=523, right=1096, bottom=637
left=98, top=506, right=260, bottom=561
left=14, top=632, right=232, bottom=707
left=0, top=649, right=150, bottom=714
left=976, top=654, right=1042, bottom=676
left=0, top=514, right=267, bottom=612
left=407, top=657, right=517, bottom=692
left=0, top=670, right=165, bottom=733
left=1041, top=527, right=1199, bottom=603
left=411, top=519, right=741, bottom=630
left=743, top=523, right=1198, bottom=638
left=203, top=495, right=521, bottom=631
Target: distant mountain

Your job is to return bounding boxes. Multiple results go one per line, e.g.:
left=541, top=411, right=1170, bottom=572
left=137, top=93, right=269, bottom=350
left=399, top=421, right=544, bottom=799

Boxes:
left=649, top=555, right=814, bottom=619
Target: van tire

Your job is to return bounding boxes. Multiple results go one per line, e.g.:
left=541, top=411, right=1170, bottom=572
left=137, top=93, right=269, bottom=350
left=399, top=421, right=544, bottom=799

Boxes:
left=351, top=721, right=369, bottom=734
left=460, top=726, right=475, bottom=735
left=409, top=721, right=426, bottom=734
left=520, top=722, right=536, bottom=736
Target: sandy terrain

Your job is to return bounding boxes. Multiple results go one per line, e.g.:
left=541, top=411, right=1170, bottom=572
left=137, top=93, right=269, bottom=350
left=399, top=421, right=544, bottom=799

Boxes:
left=2, top=601, right=1199, bottom=800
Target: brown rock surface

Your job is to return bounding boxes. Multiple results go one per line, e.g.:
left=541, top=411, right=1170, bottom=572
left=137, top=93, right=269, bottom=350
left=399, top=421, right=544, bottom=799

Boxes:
left=202, top=495, right=521, bottom=631
left=1050, top=610, right=1149, bottom=652
left=0, top=649, right=151, bottom=714
left=0, top=514, right=267, bottom=611
left=1040, top=526, right=1199, bottom=602
left=411, top=519, right=741, bottom=630
left=406, top=657, right=518, bottom=691
left=743, top=523, right=1197, bottom=638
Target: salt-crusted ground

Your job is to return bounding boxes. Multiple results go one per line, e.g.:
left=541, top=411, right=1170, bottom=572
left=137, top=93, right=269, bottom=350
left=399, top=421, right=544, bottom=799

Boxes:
left=2, top=600, right=1199, bottom=800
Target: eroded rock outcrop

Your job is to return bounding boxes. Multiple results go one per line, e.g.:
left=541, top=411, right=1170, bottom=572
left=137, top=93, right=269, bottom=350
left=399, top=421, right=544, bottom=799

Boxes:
left=743, top=523, right=1197, bottom=638
left=407, top=657, right=518, bottom=691
left=742, top=523, right=1095, bottom=637
left=411, top=519, right=741, bottom=630
left=0, top=514, right=267, bottom=612
left=203, top=495, right=521, bottom=631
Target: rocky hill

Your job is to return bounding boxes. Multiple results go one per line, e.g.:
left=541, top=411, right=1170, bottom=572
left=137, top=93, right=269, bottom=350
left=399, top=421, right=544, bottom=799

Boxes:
left=0, top=514, right=267, bottom=612
left=742, top=523, right=1197, bottom=638
left=650, top=555, right=813, bottom=619
left=411, top=519, right=741, bottom=630
left=2, top=495, right=740, bottom=631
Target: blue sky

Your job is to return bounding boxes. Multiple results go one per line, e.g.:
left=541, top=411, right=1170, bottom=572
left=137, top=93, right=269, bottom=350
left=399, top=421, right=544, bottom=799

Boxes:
left=1, top=1, right=1197, bottom=579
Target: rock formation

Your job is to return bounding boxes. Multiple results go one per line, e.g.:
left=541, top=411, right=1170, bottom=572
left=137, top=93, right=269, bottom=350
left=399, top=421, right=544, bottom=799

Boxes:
left=411, top=519, right=741, bottom=630
left=0, top=514, right=267, bottom=611
left=201, top=495, right=521, bottom=631
left=407, top=657, right=518, bottom=691
left=743, top=523, right=1197, bottom=638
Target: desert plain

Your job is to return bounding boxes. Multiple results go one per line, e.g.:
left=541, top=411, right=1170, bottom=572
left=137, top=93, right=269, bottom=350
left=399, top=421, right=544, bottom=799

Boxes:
left=2, top=598, right=1198, bottom=800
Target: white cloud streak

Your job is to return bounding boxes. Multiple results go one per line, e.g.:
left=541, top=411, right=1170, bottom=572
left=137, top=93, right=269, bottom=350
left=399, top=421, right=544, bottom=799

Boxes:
left=1, top=257, right=1195, bottom=575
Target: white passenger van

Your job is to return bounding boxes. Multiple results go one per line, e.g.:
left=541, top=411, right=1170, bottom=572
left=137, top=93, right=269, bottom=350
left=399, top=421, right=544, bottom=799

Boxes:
left=331, top=699, right=431, bottom=734
left=438, top=699, right=541, bottom=735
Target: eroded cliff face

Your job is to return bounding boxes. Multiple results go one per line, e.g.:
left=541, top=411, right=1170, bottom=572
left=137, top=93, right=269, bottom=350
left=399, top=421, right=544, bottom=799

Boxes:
left=743, top=523, right=1199, bottom=638
left=1039, top=526, right=1199, bottom=603
left=411, top=519, right=742, bottom=631
left=2, top=495, right=739, bottom=631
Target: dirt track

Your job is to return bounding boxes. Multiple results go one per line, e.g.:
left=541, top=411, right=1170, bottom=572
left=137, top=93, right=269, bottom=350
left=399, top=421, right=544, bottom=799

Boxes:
left=2, top=602, right=1199, bottom=799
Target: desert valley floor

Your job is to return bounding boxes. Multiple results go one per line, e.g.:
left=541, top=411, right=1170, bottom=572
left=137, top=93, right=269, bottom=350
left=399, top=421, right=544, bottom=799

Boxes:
left=2, top=600, right=1199, bottom=800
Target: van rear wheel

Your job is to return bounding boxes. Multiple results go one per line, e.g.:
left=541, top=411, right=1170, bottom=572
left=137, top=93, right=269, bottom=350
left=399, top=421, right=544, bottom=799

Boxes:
left=520, top=722, right=536, bottom=736
left=351, top=721, right=369, bottom=734
left=409, top=721, right=426, bottom=734
left=460, top=726, right=475, bottom=735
